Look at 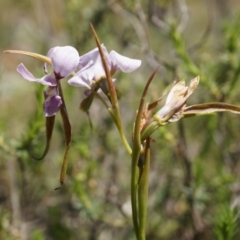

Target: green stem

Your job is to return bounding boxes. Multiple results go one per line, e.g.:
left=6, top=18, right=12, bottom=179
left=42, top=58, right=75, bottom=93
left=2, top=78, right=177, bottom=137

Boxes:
left=131, top=69, right=158, bottom=239
left=131, top=143, right=140, bottom=239
left=141, top=120, right=160, bottom=143
left=118, top=123, right=132, bottom=155
left=138, top=138, right=151, bottom=240
left=90, top=25, right=132, bottom=156
left=95, top=90, right=132, bottom=155
left=107, top=108, right=132, bottom=155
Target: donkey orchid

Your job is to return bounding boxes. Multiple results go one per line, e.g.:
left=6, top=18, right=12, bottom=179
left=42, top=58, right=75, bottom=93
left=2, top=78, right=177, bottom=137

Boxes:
left=141, top=75, right=240, bottom=142
left=68, top=44, right=141, bottom=90
left=17, top=46, right=79, bottom=116
left=154, top=76, right=200, bottom=123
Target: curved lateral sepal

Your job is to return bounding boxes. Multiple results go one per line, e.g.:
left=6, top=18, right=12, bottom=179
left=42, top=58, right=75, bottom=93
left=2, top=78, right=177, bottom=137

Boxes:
left=33, top=115, right=55, bottom=160
left=57, top=82, right=72, bottom=187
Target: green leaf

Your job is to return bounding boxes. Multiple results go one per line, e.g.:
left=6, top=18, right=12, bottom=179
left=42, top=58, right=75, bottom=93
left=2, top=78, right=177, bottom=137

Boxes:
left=79, top=92, right=95, bottom=112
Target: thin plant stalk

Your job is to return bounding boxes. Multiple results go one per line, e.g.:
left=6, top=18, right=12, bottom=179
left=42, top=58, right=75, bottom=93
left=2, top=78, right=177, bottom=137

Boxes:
left=132, top=69, right=158, bottom=239
left=90, top=24, right=132, bottom=155
left=58, top=81, right=72, bottom=186
left=138, top=137, right=151, bottom=240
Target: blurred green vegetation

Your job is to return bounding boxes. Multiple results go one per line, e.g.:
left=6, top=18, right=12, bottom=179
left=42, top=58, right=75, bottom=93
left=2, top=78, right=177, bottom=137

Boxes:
left=1, top=0, right=240, bottom=239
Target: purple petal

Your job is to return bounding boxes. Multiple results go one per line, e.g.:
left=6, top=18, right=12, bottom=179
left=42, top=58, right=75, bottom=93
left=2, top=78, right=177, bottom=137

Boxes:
left=68, top=61, right=95, bottom=88
left=84, top=89, right=92, bottom=96
left=109, top=51, right=141, bottom=73
left=68, top=75, right=92, bottom=88
left=68, top=70, right=94, bottom=88
left=77, top=47, right=99, bottom=70
left=44, top=95, right=62, bottom=117
left=47, top=46, right=79, bottom=79
left=46, top=48, right=55, bottom=58
left=17, top=63, right=57, bottom=86
left=44, top=87, right=62, bottom=116
left=77, top=44, right=111, bottom=70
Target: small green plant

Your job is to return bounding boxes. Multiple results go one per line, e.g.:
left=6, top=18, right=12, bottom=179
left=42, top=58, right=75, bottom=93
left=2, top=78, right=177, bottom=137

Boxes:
left=214, top=205, right=238, bottom=240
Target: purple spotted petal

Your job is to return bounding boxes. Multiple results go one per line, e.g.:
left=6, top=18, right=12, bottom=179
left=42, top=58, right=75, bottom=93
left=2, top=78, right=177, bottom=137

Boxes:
left=44, top=95, right=62, bottom=117
left=47, top=46, right=79, bottom=78
left=17, top=63, right=57, bottom=86
left=43, top=87, right=62, bottom=116
left=109, top=51, right=141, bottom=73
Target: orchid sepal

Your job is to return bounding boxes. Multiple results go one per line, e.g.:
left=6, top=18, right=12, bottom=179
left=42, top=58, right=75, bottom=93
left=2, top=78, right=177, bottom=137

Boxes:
left=183, top=102, right=240, bottom=117
left=4, top=50, right=52, bottom=65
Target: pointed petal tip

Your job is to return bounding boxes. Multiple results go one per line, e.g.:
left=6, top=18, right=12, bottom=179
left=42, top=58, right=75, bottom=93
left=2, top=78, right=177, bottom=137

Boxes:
left=4, top=50, right=52, bottom=64
left=109, top=50, right=142, bottom=73
left=17, top=63, right=57, bottom=86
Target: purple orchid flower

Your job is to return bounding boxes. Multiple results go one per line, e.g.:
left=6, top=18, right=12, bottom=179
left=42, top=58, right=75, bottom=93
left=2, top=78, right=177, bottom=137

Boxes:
left=17, top=46, right=79, bottom=116
left=68, top=45, right=141, bottom=90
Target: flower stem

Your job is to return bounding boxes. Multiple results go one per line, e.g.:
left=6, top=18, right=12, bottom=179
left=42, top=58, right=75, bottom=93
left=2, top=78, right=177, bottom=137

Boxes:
left=138, top=138, right=151, bottom=240
left=90, top=24, right=132, bottom=156
left=108, top=108, right=132, bottom=155
left=131, top=143, right=140, bottom=239
left=118, top=125, right=132, bottom=155
left=131, top=68, right=158, bottom=239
